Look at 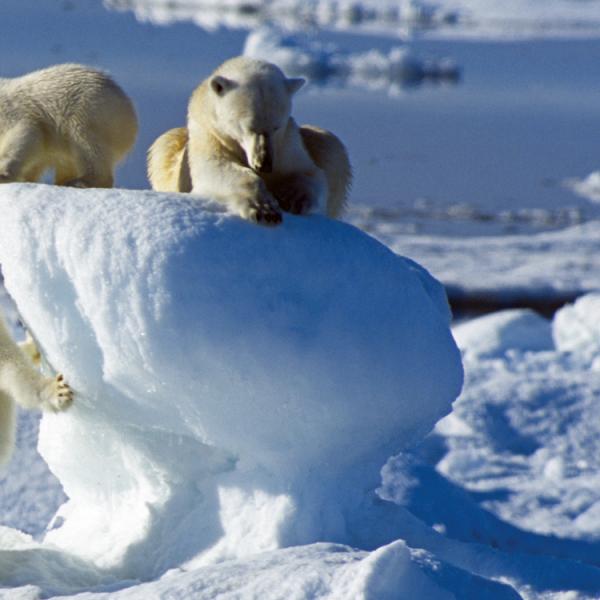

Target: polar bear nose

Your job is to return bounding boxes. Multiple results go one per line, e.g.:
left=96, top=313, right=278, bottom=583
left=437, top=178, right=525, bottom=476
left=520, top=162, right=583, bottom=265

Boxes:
left=253, top=133, right=273, bottom=174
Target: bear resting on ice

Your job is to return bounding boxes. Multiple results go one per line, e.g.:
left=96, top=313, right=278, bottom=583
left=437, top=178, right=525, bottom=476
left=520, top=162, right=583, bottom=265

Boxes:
left=148, top=57, right=351, bottom=224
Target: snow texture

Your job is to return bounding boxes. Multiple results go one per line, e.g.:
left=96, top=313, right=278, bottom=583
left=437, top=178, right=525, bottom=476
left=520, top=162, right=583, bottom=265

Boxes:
left=438, top=305, right=600, bottom=543
left=553, top=293, right=600, bottom=365
left=0, top=184, right=462, bottom=588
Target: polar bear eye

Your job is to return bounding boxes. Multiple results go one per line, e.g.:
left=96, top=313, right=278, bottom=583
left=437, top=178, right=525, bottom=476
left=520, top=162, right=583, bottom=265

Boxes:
left=210, top=76, right=236, bottom=97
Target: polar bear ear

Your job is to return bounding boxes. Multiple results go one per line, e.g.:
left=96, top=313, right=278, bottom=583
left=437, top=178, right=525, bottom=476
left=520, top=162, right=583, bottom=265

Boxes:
left=210, top=76, right=237, bottom=97
left=285, top=77, right=305, bottom=95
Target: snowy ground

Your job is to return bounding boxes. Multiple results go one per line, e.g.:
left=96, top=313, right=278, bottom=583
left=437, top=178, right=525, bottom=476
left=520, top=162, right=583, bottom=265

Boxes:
left=1, top=187, right=600, bottom=599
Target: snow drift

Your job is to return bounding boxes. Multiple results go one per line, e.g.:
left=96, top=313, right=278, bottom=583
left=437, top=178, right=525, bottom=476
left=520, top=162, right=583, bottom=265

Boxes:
left=443, top=304, right=600, bottom=543
left=0, top=184, right=462, bottom=580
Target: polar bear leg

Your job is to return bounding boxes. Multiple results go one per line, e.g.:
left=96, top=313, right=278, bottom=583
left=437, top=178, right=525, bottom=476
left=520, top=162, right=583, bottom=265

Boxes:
left=0, top=316, right=73, bottom=413
left=57, top=138, right=115, bottom=189
left=0, top=122, right=44, bottom=183
left=299, top=125, right=352, bottom=218
left=0, top=391, right=16, bottom=466
left=0, top=312, right=71, bottom=466
left=267, top=171, right=327, bottom=216
left=191, top=158, right=282, bottom=225
left=18, top=332, right=41, bottom=366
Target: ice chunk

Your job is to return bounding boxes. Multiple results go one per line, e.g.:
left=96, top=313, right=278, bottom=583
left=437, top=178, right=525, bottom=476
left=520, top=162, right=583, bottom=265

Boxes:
left=553, top=292, right=600, bottom=361
left=453, top=309, right=554, bottom=359
left=0, top=183, right=462, bottom=579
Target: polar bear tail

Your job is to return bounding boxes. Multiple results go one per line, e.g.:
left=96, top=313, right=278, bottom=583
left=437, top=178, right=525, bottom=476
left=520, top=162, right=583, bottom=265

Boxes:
left=147, top=127, right=192, bottom=193
left=300, top=125, right=352, bottom=218
left=0, top=391, right=16, bottom=467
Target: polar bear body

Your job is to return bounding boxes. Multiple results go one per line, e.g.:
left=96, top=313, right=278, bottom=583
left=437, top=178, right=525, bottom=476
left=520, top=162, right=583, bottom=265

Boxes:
left=148, top=57, right=351, bottom=223
left=0, top=64, right=137, bottom=188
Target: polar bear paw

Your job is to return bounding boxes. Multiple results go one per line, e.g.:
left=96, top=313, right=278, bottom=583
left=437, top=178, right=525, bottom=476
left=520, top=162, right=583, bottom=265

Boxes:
left=276, top=187, right=313, bottom=215
left=39, top=374, right=74, bottom=413
left=270, top=175, right=316, bottom=216
left=63, top=178, right=88, bottom=189
left=245, top=195, right=282, bottom=226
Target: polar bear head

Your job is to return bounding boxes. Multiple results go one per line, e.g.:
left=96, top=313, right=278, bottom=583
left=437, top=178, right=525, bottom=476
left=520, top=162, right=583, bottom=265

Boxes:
left=206, top=57, right=304, bottom=173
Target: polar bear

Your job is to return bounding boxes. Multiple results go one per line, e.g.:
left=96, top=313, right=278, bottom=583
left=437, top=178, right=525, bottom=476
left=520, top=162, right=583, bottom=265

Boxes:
left=147, top=57, right=351, bottom=224
left=0, top=311, right=72, bottom=466
left=0, top=63, right=137, bottom=188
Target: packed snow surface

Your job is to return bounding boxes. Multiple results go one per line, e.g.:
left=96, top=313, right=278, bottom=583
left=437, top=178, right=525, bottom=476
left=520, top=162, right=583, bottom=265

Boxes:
left=437, top=303, right=600, bottom=544
left=0, top=184, right=464, bottom=594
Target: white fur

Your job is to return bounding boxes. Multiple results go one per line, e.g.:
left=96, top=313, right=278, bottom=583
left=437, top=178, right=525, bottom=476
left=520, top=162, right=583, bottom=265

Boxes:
left=0, top=63, right=137, bottom=187
left=0, top=312, right=72, bottom=466
left=148, top=57, right=351, bottom=223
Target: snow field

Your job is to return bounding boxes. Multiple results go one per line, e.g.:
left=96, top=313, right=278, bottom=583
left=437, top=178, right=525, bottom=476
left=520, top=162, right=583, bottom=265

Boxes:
left=440, top=304, right=600, bottom=542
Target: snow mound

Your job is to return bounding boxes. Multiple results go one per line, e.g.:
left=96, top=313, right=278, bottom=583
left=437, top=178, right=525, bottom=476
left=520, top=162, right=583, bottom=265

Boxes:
left=553, top=293, right=600, bottom=364
left=244, top=26, right=460, bottom=93
left=54, top=542, right=454, bottom=600
left=0, top=184, right=462, bottom=579
left=453, top=309, right=554, bottom=359
left=438, top=294, right=600, bottom=544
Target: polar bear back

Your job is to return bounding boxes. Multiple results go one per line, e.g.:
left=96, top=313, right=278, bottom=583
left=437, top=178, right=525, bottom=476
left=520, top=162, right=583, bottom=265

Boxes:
left=0, top=64, right=136, bottom=158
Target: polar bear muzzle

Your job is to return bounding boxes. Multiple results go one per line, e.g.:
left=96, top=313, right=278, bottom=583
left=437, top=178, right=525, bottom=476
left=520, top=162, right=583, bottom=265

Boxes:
left=247, top=133, right=273, bottom=174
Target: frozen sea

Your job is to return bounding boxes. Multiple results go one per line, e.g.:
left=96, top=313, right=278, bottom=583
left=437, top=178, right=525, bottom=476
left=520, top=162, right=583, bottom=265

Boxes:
left=2, top=0, right=600, bottom=598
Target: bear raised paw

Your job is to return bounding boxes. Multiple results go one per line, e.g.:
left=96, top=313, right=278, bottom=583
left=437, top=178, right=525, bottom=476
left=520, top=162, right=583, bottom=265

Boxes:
left=148, top=56, right=352, bottom=224
left=39, top=373, right=74, bottom=413
left=0, top=314, right=73, bottom=466
left=0, top=64, right=137, bottom=188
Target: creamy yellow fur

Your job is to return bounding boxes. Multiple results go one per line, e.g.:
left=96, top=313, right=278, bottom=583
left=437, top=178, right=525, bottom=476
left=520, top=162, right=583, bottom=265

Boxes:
left=147, top=57, right=351, bottom=222
left=147, top=126, right=191, bottom=193
left=0, top=314, right=72, bottom=466
left=0, top=63, right=137, bottom=188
